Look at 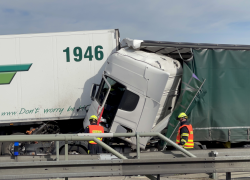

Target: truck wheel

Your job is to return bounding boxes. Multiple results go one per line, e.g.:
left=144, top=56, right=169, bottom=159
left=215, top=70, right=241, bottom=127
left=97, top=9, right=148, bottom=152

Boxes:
left=2, top=133, right=25, bottom=156
left=60, top=145, right=87, bottom=155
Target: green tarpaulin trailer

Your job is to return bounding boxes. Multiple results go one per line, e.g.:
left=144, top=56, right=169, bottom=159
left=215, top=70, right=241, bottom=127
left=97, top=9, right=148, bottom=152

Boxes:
left=188, top=49, right=250, bottom=143
left=133, top=40, right=250, bottom=144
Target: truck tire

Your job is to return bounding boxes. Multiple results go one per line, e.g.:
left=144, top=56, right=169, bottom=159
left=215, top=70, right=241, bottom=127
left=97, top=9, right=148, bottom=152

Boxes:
left=2, top=133, right=25, bottom=156
left=60, top=145, right=87, bottom=155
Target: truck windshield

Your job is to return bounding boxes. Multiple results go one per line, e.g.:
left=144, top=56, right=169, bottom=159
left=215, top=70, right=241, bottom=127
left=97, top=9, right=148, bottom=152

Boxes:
left=95, top=76, right=126, bottom=128
left=96, top=76, right=125, bottom=105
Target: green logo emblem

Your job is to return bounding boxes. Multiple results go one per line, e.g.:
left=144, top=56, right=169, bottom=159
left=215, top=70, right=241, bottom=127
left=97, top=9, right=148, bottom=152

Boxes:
left=0, top=64, right=32, bottom=85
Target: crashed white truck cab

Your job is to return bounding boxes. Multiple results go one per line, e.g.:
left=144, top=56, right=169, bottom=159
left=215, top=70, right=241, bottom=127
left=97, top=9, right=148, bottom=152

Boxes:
left=85, top=39, right=182, bottom=149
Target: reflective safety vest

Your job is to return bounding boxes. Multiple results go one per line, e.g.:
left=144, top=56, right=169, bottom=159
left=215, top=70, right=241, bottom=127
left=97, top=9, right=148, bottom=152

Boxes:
left=176, top=124, right=194, bottom=149
left=88, top=125, right=104, bottom=144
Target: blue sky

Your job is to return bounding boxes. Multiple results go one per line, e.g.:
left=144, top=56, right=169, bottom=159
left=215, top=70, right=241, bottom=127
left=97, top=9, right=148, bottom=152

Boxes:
left=1, top=0, right=250, bottom=44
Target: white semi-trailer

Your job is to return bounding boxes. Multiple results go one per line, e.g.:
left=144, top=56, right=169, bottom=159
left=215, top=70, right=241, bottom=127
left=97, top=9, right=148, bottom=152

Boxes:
left=0, top=29, right=120, bottom=155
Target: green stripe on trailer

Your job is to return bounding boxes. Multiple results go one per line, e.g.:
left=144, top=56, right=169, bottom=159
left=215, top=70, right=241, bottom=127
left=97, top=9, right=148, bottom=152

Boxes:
left=0, top=64, right=32, bottom=72
left=0, top=72, right=16, bottom=85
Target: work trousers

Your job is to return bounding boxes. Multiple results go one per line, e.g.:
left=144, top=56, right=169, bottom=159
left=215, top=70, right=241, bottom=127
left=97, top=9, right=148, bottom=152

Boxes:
left=88, top=143, right=103, bottom=154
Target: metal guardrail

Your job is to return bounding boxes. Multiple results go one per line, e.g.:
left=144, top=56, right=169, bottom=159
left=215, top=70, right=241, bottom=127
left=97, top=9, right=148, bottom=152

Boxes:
left=0, top=132, right=196, bottom=159
left=0, top=132, right=196, bottom=180
left=0, top=156, right=247, bottom=180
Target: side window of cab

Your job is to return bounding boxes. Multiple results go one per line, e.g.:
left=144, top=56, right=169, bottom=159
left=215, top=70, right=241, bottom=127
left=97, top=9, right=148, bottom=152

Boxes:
left=118, top=90, right=139, bottom=111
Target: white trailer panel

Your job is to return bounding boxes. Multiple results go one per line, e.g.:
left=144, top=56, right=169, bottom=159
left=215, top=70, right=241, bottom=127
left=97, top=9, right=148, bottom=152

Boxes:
left=0, top=29, right=119, bottom=123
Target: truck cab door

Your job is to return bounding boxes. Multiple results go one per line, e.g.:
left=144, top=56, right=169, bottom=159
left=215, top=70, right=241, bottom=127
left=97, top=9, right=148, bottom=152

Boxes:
left=84, top=74, right=111, bottom=129
left=109, top=89, right=145, bottom=134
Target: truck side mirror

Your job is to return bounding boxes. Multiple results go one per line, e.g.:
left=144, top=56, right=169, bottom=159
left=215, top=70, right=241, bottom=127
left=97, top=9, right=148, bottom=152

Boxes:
left=91, top=84, right=97, bottom=101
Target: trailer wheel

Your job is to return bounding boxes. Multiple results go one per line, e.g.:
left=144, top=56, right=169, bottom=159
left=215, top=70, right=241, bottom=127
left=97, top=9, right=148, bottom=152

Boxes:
left=60, top=145, right=87, bottom=155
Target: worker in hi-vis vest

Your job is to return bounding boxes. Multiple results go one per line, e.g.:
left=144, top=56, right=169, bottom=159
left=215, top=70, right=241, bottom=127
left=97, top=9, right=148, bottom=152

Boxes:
left=84, top=115, right=104, bottom=154
left=176, top=112, right=194, bottom=149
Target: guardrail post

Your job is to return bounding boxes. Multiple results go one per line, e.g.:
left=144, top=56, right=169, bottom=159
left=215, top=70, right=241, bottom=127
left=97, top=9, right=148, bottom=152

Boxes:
left=65, top=140, right=68, bottom=161
left=56, top=141, right=59, bottom=161
left=136, top=133, right=140, bottom=159
left=212, top=172, right=217, bottom=180
left=226, top=172, right=231, bottom=180
left=65, top=140, right=68, bottom=180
